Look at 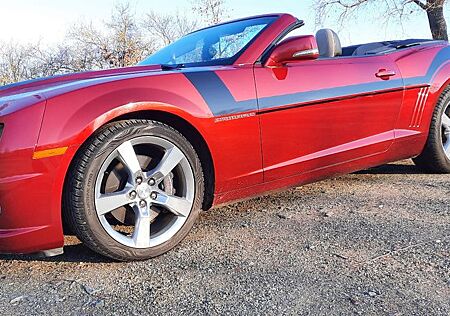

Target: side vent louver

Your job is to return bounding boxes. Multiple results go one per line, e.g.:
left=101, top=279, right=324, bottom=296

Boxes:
left=410, top=87, right=430, bottom=128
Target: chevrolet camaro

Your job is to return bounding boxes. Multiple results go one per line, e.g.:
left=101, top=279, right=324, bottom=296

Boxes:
left=1, top=14, right=449, bottom=261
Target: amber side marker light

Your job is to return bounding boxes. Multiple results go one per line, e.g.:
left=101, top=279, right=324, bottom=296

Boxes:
left=33, top=147, right=68, bottom=160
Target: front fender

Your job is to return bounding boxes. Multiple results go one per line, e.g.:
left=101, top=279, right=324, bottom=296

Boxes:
left=37, top=73, right=213, bottom=150
left=36, top=72, right=216, bottom=200
left=24, top=74, right=217, bottom=253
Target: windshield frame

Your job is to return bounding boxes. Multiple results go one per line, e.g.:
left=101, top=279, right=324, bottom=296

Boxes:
left=139, top=15, right=281, bottom=68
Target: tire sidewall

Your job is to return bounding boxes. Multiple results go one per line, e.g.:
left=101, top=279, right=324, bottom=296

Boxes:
left=431, top=91, right=450, bottom=167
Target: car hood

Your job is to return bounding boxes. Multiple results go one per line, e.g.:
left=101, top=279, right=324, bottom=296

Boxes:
left=0, top=65, right=164, bottom=116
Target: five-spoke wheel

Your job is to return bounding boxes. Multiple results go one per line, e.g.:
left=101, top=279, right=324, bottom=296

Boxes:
left=64, top=120, right=204, bottom=261
left=95, top=136, right=195, bottom=249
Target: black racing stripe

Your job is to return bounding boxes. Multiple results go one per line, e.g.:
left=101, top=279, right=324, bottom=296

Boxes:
left=184, top=71, right=257, bottom=116
left=185, top=46, right=448, bottom=116
left=258, top=87, right=406, bottom=115
left=403, top=45, right=450, bottom=86
left=257, top=79, right=404, bottom=110
left=185, top=70, right=404, bottom=116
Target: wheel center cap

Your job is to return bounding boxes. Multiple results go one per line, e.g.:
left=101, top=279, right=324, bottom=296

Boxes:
left=136, top=184, right=151, bottom=199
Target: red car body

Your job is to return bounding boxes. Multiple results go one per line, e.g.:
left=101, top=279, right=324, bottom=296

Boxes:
left=0, top=13, right=449, bottom=255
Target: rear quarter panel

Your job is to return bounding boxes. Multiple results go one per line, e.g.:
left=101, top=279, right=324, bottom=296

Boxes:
left=392, top=44, right=450, bottom=157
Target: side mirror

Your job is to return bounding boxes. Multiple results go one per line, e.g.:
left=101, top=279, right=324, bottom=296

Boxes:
left=265, top=35, right=319, bottom=67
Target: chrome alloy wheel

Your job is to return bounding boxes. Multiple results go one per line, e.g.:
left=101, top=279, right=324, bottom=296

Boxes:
left=442, top=102, right=450, bottom=159
left=94, top=136, right=195, bottom=249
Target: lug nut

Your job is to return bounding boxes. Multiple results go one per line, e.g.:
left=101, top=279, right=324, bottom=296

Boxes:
left=150, top=192, right=158, bottom=200
left=136, top=177, right=143, bottom=185
left=139, top=200, right=147, bottom=208
left=148, top=178, right=156, bottom=186
left=129, top=191, right=137, bottom=199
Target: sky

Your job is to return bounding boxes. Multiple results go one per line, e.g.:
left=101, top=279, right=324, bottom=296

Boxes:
left=1, top=0, right=448, bottom=47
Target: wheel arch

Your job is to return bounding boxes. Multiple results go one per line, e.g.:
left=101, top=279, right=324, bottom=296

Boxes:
left=61, top=109, right=215, bottom=234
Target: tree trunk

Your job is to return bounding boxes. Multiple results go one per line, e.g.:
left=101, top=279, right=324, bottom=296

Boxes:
left=426, top=2, right=448, bottom=41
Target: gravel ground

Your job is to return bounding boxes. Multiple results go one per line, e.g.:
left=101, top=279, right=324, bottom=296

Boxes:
left=1, top=160, right=449, bottom=316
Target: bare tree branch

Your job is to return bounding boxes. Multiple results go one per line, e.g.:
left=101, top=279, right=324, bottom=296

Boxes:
left=411, top=0, right=428, bottom=10
left=191, top=0, right=229, bottom=25
left=143, top=11, right=198, bottom=46
left=314, top=0, right=448, bottom=40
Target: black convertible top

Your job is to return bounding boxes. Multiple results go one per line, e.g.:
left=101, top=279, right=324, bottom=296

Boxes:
left=342, top=39, right=443, bottom=56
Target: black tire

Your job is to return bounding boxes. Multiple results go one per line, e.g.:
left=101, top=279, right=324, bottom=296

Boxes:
left=63, top=120, right=204, bottom=261
left=413, top=86, right=450, bottom=173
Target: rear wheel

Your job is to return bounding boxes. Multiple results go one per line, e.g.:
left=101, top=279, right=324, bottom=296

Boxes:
left=413, top=86, right=450, bottom=173
left=64, top=120, right=204, bottom=261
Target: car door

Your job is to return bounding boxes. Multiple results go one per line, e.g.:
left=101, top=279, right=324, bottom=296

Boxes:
left=254, top=55, right=404, bottom=182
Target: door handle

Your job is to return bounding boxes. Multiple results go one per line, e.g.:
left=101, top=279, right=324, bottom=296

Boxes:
left=376, top=69, right=396, bottom=80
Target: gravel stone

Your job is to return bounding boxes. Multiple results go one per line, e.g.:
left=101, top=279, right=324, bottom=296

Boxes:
left=82, top=284, right=101, bottom=296
left=9, top=296, right=26, bottom=306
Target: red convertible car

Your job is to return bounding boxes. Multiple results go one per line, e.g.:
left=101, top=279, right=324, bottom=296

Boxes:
left=1, top=14, right=449, bottom=261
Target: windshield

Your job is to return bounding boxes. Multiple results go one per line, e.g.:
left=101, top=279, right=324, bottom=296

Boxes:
left=139, top=16, right=277, bottom=67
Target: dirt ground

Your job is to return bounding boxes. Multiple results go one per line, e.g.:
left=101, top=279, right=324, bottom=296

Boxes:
left=0, top=160, right=449, bottom=316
